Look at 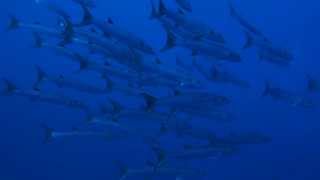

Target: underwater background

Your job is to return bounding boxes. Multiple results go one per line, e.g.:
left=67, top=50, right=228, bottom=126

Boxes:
left=0, top=0, right=319, bottom=179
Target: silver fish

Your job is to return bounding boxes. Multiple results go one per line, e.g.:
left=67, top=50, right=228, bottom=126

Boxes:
left=1, top=79, right=90, bottom=111
left=229, top=2, right=293, bottom=66
left=34, top=66, right=110, bottom=94
left=75, top=2, right=155, bottom=54
left=262, top=82, right=316, bottom=108
left=175, top=0, right=192, bottom=12
left=162, top=28, right=241, bottom=62
left=154, top=0, right=225, bottom=44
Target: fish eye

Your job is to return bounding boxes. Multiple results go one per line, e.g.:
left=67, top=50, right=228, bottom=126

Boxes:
left=139, top=41, right=145, bottom=47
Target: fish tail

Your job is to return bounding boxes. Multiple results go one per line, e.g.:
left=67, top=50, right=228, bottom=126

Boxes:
left=70, top=53, right=89, bottom=72
left=1, top=78, right=17, bottom=95
left=32, top=32, right=44, bottom=48
left=141, top=93, right=157, bottom=112
left=305, top=74, right=317, bottom=92
left=75, top=1, right=93, bottom=26
left=262, top=81, right=271, bottom=97
left=33, top=65, right=47, bottom=91
left=228, top=0, right=237, bottom=18
left=161, top=28, right=177, bottom=52
left=58, top=18, right=74, bottom=46
left=113, top=160, right=129, bottom=180
left=243, top=31, right=254, bottom=49
left=41, top=123, right=54, bottom=144
left=101, top=73, right=113, bottom=93
left=6, top=14, right=20, bottom=31
left=158, top=0, right=167, bottom=16
left=108, top=98, right=123, bottom=115
left=72, top=0, right=96, bottom=8
left=149, top=0, right=159, bottom=19
left=209, top=65, right=220, bottom=79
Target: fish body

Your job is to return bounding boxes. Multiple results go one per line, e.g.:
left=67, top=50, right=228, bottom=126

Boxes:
left=175, top=0, right=192, bottom=12
left=76, top=2, right=155, bottom=54
left=215, top=132, right=272, bottom=145
left=156, top=0, right=225, bottom=44
left=199, top=65, right=250, bottom=88
left=34, top=66, right=110, bottom=94
left=75, top=30, right=143, bottom=71
left=306, top=75, right=320, bottom=93
left=162, top=28, right=241, bottom=62
left=122, top=166, right=204, bottom=180
left=229, top=2, right=293, bottom=66
left=175, top=146, right=235, bottom=160
left=262, top=82, right=315, bottom=108
left=1, top=79, right=89, bottom=110
left=142, top=91, right=229, bottom=111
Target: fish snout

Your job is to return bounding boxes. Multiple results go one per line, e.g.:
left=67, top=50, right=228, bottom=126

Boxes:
left=229, top=52, right=242, bottom=62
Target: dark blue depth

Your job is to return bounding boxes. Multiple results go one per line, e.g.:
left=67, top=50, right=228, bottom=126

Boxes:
left=0, top=0, right=319, bottom=180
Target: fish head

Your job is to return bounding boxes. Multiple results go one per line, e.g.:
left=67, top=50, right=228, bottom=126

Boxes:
left=140, top=41, right=155, bottom=55
left=216, top=34, right=226, bottom=44
left=242, top=132, right=272, bottom=144
left=280, top=49, right=294, bottom=61
left=227, top=52, right=242, bottom=62
left=214, top=95, right=231, bottom=105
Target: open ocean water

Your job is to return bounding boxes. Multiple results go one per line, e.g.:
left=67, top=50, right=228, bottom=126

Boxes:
left=0, top=0, right=319, bottom=179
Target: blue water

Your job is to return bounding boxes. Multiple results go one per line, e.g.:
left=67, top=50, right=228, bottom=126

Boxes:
left=0, top=0, right=319, bottom=179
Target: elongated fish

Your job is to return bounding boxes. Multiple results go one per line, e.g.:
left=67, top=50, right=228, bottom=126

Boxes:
left=142, top=90, right=230, bottom=111
left=175, top=0, right=192, bottom=12
left=306, top=75, right=320, bottom=93
left=115, top=161, right=204, bottom=180
left=33, top=66, right=111, bottom=94
left=229, top=2, right=293, bottom=66
left=101, top=74, right=144, bottom=96
left=74, top=1, right=155, bottom=54
left=139, top=58, right=200, bottom=88
left=74, top=29, right=144, bottom=71
left=42, top=125, right=128, bottom=143
left=6, top=15, right=72, bottom=44
left=174, top=146, right=236, bottom=160
left=194, top=63, right=249, bottom=88
left=215, top=132, right=272, bottom=145
left=162, top=27, right=241, bottom=62
left=155, top=0, right=225, bottom=44
left=33, top=37, right=140, bottom=82
left=262, top=81, right=316, bottom=108
left=1, top=79, right=90, bottom=111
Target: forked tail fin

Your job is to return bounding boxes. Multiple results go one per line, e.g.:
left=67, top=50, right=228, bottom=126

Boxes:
left=158, top=0, right=168, bottom=16
left=306, top=74, right=318, bottom=92
left=6, top=14, right=20, bottom=31
left=33, top=65, right=47, bottom=91
left=113, top=160, right=129, bottom=180
left=150, top=0, right=159, bottom=19
left=141, top=93, right=157, bottom=112
left=32, top=32, right=44, bottom=48
left=101, top=73, right=113, bottom=93
left=1, top=78, right=17, bottom=95
left=161, top=28, right=177, bottom=52
left=262, top=81, right=272, bottom=97
left=243, top=31, right=254, bottom=49
left=73, top=0, right=94, bottom=26
left=41, top=123, right=54, bottom=144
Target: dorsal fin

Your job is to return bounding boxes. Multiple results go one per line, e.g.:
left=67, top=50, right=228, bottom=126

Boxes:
left=173, top=89, right=181, bottom=96
left=178, top=9, right=185, bottom=15
left=107, top=18, right=114, bottom=24
left=109, top=98, right=123, bottom=115
left=141, top=93, right=157, bottom=111
left=155, top=58, right=162, bottom=65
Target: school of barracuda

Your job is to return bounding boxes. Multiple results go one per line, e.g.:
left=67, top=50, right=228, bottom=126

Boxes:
left=2, top=0, right=318, bottom=179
